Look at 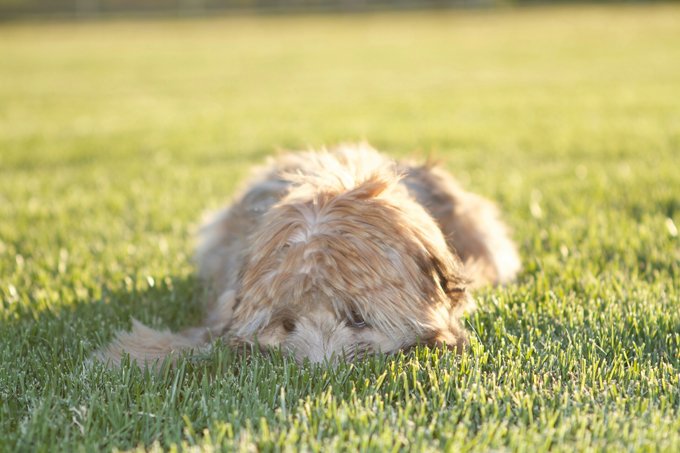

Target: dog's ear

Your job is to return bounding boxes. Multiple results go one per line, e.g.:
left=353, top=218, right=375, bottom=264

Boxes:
left=431, top=256, right=467, bottom=300
left=344, top=173, right=393, bottom=200
left=405, top=207, right=469, bottom=307
left=414, top=250, right=468, bottom=308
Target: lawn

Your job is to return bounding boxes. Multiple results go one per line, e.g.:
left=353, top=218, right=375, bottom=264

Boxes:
left=1, top=4, right=679, bottom=451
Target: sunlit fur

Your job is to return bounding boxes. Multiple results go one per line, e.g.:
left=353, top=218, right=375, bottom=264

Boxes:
left=95, top=144, right=520, bottom=366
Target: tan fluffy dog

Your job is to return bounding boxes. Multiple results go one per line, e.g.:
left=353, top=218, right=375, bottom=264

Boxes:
left=96, top=144, right=520, bottom=366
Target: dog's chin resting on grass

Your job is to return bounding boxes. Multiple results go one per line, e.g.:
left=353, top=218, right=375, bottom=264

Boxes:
left=95, top=144, right=520, bottom=367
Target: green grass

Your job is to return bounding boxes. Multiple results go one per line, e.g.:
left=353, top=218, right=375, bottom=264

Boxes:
left=1, top=4, right=680, bottom=451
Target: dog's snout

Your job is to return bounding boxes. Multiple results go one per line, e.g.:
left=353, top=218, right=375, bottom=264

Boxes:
left=283, top=314, right=346, bottom=364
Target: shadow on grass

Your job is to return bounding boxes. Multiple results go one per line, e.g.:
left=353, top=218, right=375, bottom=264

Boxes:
left=0, top=271, right=417, bottom=449
left=0, top=275, right=205, bottom=381
left=3, top=268, right=678, bottom=450
left=4, top=267, right=677, bottom=382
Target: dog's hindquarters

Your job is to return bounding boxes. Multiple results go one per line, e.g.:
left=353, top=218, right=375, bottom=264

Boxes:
left=402, top=164, right=521, bottom=287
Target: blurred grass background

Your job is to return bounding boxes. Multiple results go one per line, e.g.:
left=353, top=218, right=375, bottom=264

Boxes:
left=1, top=4, right=679, bottom=451
left=5, top=0, right=663, bottom=20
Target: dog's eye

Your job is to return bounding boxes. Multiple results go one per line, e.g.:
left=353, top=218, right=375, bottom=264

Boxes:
left=347, top=311, right=367, bottom=329
left=282, top=318, right=296, bottom=332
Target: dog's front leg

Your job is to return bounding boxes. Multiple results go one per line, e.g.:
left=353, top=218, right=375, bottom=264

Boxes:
left=93, top=290, right=238, bottom=368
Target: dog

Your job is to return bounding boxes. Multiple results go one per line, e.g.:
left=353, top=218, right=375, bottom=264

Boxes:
left=95, top=144, right=520, bottom=366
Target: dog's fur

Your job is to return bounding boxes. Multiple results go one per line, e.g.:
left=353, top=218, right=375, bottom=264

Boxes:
left=95, top=144, right=520, bottom=366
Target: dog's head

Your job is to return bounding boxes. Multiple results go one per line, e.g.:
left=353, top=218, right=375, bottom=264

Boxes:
left=228, top=171, right=471, bottom=363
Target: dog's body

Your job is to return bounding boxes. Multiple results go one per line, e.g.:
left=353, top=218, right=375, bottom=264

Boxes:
left=96, top=145, right=520, bottom=365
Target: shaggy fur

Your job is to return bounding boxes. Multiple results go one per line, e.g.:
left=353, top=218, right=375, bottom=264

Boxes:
left=94, top=144, right=520, bottom=366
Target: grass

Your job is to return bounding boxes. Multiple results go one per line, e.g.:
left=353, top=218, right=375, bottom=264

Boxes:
left=1, top=4, right=679, bottom=451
